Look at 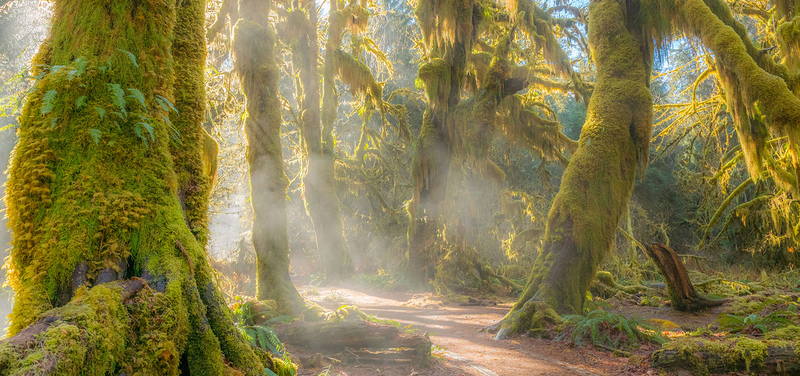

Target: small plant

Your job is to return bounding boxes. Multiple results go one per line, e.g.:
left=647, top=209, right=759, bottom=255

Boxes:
left=231, top=296, right=257, bottom=326
left=559, top=309, right=665, bottom=350
left=240, top=324, right=296, bottom=376
left=713, top=311, right=796, bottom=335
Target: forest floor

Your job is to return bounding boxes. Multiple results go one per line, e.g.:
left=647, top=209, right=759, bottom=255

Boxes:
left=290, top=282, right=659, bottom=376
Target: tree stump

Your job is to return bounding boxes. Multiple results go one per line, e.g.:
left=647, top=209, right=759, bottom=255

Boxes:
left=644, top=243, right=728, bottom=311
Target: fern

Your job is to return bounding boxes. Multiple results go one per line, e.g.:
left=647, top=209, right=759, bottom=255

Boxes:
left=88, top=129, right=101, bottom=144
left=68, top=57, right=87, bottom=80
left=127, top=88, right=147, bottom=109
left=107, top=83, right=127, bottom=117
left=714, top=312, right=796, bottom=334
left=239, top=324, right=295, bottom=376
left=117, top=48, right=138, bottom=68
left=559, top=309, right=665, bottom=350
left=41, top=89, right=57, bottom=115
left=76, top=96, right=87, bottom=109
left=155, top=95, right=178, bottom=113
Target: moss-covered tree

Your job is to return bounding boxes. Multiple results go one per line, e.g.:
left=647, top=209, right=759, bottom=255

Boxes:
left=407, top=0, right=585, bottom=283
left=0, top=0, right=293, bottom=374
left=281, top=0, right=354, bottom=282
left=231, top=0, right=304, bottom=314
left=492, top=0, right=654, bottom=337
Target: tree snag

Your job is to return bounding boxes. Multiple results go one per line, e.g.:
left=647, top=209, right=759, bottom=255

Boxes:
left=644, top=243, right=728, bottom=311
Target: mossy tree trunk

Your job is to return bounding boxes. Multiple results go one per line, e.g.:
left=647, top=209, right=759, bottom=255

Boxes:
left=286, top=0, right=353, bottom=283
left=406, top=0, right=475, bottom=283
left=0, top=0, right=290, bottom=374
left=233, top=0, right=304, bottom=314
left=493, top=0, right=653, bottom=337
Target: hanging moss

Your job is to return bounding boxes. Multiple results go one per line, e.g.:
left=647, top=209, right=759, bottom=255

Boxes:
left=334, top=49, right=384, bottom=116
left=418, top=58, right=451, bottom=109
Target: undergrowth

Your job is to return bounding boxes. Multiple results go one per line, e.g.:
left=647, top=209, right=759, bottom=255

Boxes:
left=558, top=309, right=665, bottom=350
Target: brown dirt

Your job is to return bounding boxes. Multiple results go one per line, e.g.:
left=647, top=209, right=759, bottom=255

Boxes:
left=293, top=282, right=656, bottom=376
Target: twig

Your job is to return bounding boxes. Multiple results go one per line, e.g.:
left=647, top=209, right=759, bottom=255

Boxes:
left=176, top=240, right=194, bottom=274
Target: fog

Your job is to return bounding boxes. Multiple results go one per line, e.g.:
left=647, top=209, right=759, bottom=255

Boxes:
left=0, top=0, right=50, bottom=335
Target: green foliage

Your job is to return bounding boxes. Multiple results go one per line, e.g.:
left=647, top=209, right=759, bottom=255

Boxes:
left=559, top=309, right=665, bottom=350
left=127, top=88, right=147, bottom=110
left=713, top=312, right=796, bottom=334
left=117, top=48, right=138, bottom=68
left=240, top=324, right=296, bottom=376
left=88, top=129, right=101, bottom=144
left=40, top=89, right=56, bottom=114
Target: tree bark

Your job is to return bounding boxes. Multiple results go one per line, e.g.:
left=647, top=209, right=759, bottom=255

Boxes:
left=644, top=243, right=727, bottom=311
left=287, top=1, right=353, bottom=283
left=0, top=0, right=290, bottom=374
left=233, top=0, right=304, bottom=314
left=493, top=0, right=653, bottom=337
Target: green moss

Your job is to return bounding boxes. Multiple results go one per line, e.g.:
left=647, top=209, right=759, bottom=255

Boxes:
left=651, top=337, right=793, bottom=375
left=300, top=302, right=327, bottom=322
left=764, top=325, right=800, bottom=340
left=679, top=0, right=800, bottom=185
left=498, top=0, right=653, bottom=335
left=5, top=0, right=178, bottom=335
left=171, top=0, right=213, bottom=246
left=418, top=59, right=451, bottom=109
left=3, top=0, right=276, bottom=374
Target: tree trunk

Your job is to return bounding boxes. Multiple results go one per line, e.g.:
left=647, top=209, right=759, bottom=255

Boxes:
left=233, top=0, right=304, bottom=314
left=407, top=108, right=452, bottom=283
left=288, top=2, right=353, bottom=283
left=0, top=1, right=290, bottom=374
left=493, top=0, right=653, bottom=337
left=644, top=243, right=727, bottom=311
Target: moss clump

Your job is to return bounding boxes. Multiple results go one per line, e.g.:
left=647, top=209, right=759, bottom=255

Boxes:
left=418, top=58, right=451, bottom=109
left=764, top=325, right=800, bottom=340
left=300, top=302, right=327, bottom=322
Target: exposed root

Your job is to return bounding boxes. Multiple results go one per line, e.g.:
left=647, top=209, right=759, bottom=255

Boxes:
left=490, top=299, right=561, bottom=340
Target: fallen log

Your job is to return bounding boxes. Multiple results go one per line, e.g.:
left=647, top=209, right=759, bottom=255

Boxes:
left=651, top=337, right=800, bottom=375
left=275, top=319, right=432, bottom=366
left=644, top=243, right=728, bottom=311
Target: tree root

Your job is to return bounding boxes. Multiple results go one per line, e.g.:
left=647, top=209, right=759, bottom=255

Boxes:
left=489, top=299, right=561, bottom=340
left=0, top=269, right=294, bottom=376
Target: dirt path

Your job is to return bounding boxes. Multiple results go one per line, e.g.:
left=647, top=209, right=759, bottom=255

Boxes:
left=295, top=282, right=641, bottom=376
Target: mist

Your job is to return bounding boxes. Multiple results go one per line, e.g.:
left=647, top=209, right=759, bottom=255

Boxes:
left=0, top=0, right=49, bottom=335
